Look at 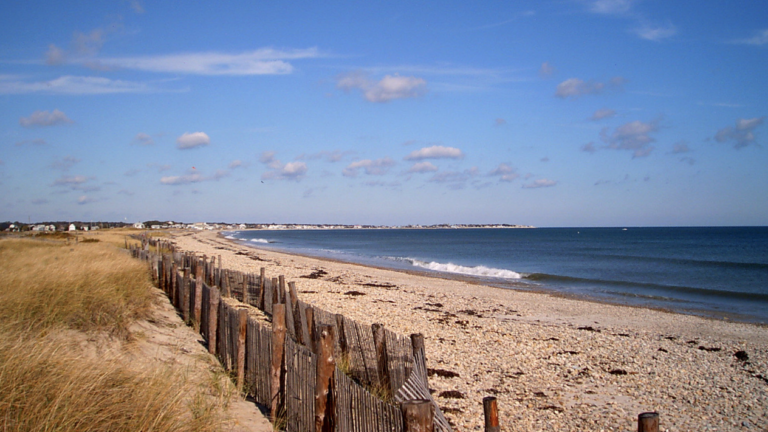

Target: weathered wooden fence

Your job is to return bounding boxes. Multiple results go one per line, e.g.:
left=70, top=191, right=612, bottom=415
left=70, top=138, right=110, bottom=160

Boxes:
left=130, top=236, right=453, bottom=432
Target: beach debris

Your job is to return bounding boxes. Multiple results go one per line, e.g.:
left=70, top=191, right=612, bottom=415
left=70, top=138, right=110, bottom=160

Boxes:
left=533, top=391, right=547, bottom=398
left=362, top=282, right=398, bottom=289
left=609, top=369, right=628, bottom=375
left=438, top=390, right=465, bottom=399
left=458, top=309, right=483, bottom=317
left=664, top=336, right=677, bottom=340
left=538, top=405, right=564, bottom=412
left=439, top=406, right=463, bottom=415
left=300, top=269, right=328, bottom=279
left=577, top=326, right=600, bottom=332
left=734, top=350, right=749, bottom=362
left=658, top=348, right=668, bottom=353
left=428, top=368, right=461, bottom=378
left=344, top=290, right=366, bottom=296
left=425, top=302, right=444, bottom=308
left=698, top=346, right=722, bottom=352
left=557, top=351, right=580, bottom=355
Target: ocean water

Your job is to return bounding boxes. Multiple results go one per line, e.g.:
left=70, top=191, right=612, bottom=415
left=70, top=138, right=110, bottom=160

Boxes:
left=227, top=227, right=768, bottom=323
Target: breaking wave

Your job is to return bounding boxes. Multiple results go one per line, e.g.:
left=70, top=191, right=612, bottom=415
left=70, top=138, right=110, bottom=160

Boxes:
left=249, top=238, right=271, bottom=244
left=406, top=258, right=522, bottom=279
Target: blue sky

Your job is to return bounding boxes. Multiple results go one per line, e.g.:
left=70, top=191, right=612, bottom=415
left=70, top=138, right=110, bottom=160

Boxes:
left=1, top=0, right=766, bottom=227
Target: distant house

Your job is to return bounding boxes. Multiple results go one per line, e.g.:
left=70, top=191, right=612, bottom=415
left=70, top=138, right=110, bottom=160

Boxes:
left=68, top=224, right=77, bottom=231
left=151, top=225, right=161, bottom=230
left=238, top=223, right=247, bottom=229
left=133, top=222, right=145, bottom=229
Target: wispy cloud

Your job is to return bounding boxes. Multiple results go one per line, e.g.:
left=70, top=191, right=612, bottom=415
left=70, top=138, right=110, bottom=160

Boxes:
left=590, top=108, right=617, bottom=121
left=428, top=167, right=479, bottom=189
left=714, top=117, right=764, bottom=149
left=539, top=62, right=555, bottom=78
left=732, top=29, right=768, bottom=46
left=1, top=75, right=174, bottom=95
left=259, top=151, right=308, bottom=180
left=15, top=138, right=48, bottom=146
left=488, top=163, right=519, bottom=182
left=407, top=161, right=438, bottom=173
left=632, top=21, right=677, bottom=41
left=97, top=48, right=321, bottom=75
left=342, top=158, right=396, bottom=177
left=19, top=109, right=73, bottom=127
left=600, top=118, right=661, bottom=158
left=522, top=179, right=557, bottom=189
left=555, top=77, right=626, bottom=99
left=133, top=132, right=154, bottom=146
left=587, top=0, right=635, bottom=15
left=404, top=145, right=464, bottom=161
left=337, top=71, right=427, bottom=103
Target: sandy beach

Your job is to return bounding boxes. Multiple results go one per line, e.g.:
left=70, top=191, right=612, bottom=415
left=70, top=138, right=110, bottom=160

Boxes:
left=171, top=230, right=768, bottom=431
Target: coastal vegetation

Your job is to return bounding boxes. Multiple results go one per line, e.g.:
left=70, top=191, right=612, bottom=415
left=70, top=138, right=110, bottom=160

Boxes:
left=0, top=235, right=231, bottom=431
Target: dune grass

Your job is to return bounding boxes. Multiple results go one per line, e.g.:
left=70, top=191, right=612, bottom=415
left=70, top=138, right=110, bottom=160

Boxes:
left=0, top=238, right=153, bottom=337
left=0, top=237, right=229, bottom=431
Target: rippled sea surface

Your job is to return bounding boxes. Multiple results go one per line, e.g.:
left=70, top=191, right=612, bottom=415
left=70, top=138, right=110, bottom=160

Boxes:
left=228, top=227, right=768, bottom=323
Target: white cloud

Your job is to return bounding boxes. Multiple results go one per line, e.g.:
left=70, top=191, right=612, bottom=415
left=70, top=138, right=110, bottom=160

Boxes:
left=632, top=22, right=677, bottom=41
left=588, top=0, right=635, bottom=15
left=342, top=158, right=396, bottom=177
left=336, top=71, right=427, bottom=103
left=19, top=109, right=73, bottom=127
left=494, top=118, right=507, bottom=126
left=590, top=108, right=617, bottom=121
left=176, top=132, right=210, bottom=149
left=134, top=132, right=154, bottom=145
left=98, top=48, right=320, bottom=75
left=714, top=117, right=764, bottom=149
left=0, top=75, right=165, bottom=95
left=160, top=173, right=205, bottom=185
left=555, top=77, right=625, bottom=99
left=428, top=167, right=479, bottom=188
left=523, top=179, right=558, bottom=189
left=72, top=29, right=105, bottom=56
left=733, top=29, right=768, bottom=46
left=263, top=161, right=308, bottom=181
left=600, top=118, right=660, bottom=158
left=404, top=145, right=464, bottom=161
left=489, top=163, right=519, bottom=182
left=407, top=162, right=438, bottom=173
left=229, top=160, right=243, bottom=169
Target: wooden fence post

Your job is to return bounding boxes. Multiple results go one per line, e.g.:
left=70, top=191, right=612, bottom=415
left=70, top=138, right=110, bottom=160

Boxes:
left=483, top=397, right=500, bottom=432
left=279, top=275, right=286, bottom=304
left=638, top=412, right=659, bottom=432
left=401, top=400, right=434, bottom=432
left=305, top=306, right=315, bottom=352
left=182, top=268, right=191, bottom=323
left=314, top=324, right=336, bottom=432
left=171, top=262, right=178, bottom=307
left=237, top=309, right=248, bottom=392
left=242, top=275, right=250, bottom=305
left=411, top=333, right=428, bottom=384
left=208, top=286, right=220, bottom=355
left=271, top=304, right=287, bottom=420
left=372, top=323, right=390, bottom=397
left=259, top=267, right=266, bottom=310
left=194, top=265, right=203, bottom=331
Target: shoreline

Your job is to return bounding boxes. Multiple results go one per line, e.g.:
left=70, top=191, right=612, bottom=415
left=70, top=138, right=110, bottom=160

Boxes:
left=226, top=231, right=767, bottom=326
left=172, top=230, right=768, bottom=431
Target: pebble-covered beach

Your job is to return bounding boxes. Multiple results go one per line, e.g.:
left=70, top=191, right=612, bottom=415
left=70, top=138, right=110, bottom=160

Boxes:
left=171, top=230, right=768, bottom=431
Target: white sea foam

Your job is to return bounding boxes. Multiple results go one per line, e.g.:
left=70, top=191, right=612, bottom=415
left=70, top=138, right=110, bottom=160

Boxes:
left=249, top=238, right=270, bottom=243
left=225, top=235, right=236, bottom=240
left=410, top=259, right=522, bottom=279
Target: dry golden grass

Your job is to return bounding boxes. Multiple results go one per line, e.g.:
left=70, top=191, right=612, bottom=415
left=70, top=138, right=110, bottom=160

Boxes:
left=0, top=335, right=222, bottom=432
left=0, top=238, right=153, bottom=337
left=0, top=237, right=233, bottom=431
